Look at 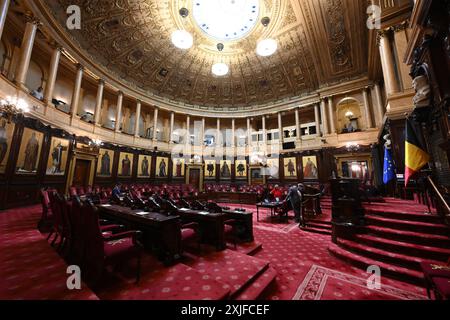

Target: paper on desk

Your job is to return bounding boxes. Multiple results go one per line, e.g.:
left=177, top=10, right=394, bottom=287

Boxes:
left=101, top=204, right=112, bottom=207
left=198, top=211, right=210, bottom=215
left=135, top=211, right=149, bottom=216
left=179, top=208, right=190, bottom=211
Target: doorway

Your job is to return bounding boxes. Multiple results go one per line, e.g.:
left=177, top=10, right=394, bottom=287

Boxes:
left=189, top=168, right=200, bottom=186
left=186, top=164, right=204, bottom=191
left=336, top=154, right=373, bottom=181
left=72, top=159, right=91, bottom=187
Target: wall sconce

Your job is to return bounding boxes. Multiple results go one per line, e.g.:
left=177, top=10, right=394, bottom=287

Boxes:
left=0, top=96, right=30, bottom=122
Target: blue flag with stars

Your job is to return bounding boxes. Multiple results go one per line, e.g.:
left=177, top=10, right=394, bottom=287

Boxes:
left=383, top=147, right=396, bottom=184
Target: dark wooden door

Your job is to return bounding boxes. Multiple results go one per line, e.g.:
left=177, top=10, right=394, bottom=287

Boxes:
left=72, top=159, right=91, bottom=187
left=189, top=168, right=201, bottom=188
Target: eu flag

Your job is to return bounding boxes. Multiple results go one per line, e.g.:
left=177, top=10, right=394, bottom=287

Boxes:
left=383, top=147, right=396, bottom=184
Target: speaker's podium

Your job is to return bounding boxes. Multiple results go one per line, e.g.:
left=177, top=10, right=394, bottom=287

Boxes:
left=330, top=178, right=365, bottom=243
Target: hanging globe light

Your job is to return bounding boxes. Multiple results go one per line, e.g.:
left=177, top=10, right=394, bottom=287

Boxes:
left=256, top=39, right=278, bottom=57
left=212, top=63, right=229, bottom=76
left=171, top=30, right=193, bottom=50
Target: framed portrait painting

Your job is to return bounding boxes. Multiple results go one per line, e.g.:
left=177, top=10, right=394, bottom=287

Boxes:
left=303, top=156, right=319, bottom=180
left=0, top=118, right=15, bottom=174
left=138, top=155, right=152, bottom=178
left=220, top=160, right=232, bottom=179
left=97, top=149, right=114, bottom=177
left=46, top=137, right=70, bottom=175
left=118, top=152, right=134, bottom=177
left=16, top=128, right=44, bottom=175
left=204, top=160, right=216, bottom=179
left=156, top=157, right=169, bottom=178
left=283, top=157, right=297, bottom=179
left=172, top=158, right=185, bottom=178
left=265, top=158, right=279, bottom=179
left=235, top=159, right=247, bottom=178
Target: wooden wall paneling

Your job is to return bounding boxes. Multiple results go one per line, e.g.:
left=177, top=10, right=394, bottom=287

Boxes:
left=168, top=155, right=173, bottom=183
left=150, top=152, right=157, bottom=180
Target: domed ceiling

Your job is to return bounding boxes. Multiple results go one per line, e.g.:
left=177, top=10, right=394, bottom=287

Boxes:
left=43, top=0, right=369, bottom=108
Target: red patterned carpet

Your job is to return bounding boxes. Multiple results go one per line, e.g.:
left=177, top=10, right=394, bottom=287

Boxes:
left=0, top=201, right=429, bottom=300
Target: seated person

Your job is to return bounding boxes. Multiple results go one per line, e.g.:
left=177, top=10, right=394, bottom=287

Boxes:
left=30, top=86, right=44, bottom=100
left=111, top=183, right=122, bottom=198
left=271, top=185, right=283, bottom=202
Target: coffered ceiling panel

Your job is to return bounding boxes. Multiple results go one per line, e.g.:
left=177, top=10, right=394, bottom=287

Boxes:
left=42, top=0, right=369, bottom=108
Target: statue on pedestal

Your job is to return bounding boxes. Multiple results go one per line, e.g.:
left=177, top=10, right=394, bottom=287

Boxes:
left=412, top=75, right=431, bottom=108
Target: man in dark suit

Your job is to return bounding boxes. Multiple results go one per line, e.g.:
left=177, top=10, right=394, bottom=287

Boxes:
left=287, top=183, right=305, bottom=226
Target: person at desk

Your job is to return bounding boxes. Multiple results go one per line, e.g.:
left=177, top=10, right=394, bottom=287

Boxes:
left=112, top=183, right=122, bottom=198
left=287, top=183, right=305, bottom=226
left=271, top=185, right=283, bottom=202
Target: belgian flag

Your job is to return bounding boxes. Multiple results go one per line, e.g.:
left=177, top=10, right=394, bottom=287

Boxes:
left=405, top=118, right=430, bottom=186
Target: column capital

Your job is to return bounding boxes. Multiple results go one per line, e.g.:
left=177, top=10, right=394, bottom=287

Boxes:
left=24, top=13, right=42, bottom=26
left=98, top=78, right=105, bottom=86
left=136, top=99, right=142, bottom=104
left=75, top=63, right=84, bottom=71
left=376, top=29, right=393, bottom=46
left=117, top=90, right=124, bottom=96
left=49, top=41, right=63, bottom=51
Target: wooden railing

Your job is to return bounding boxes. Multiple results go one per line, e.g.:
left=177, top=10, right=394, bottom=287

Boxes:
left=427, top=176, right=450, bottom=220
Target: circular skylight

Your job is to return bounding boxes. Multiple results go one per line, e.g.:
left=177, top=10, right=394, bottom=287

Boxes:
left=193, top=0, right=260, bottom=41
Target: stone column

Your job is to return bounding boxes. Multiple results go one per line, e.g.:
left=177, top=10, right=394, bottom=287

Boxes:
left=115, top=91, right=123, bottom=132
left=94, top=79, right=105, bottom=125
left=314, top=104, right=321, bottom=136
left=373, top=83, right=385, bottom=126
left=15, top=17, right=40, bottom=88
left=246, top=118, right=251, bottom=146
left=44, top=45, right=62, bottom=104
left=201, top=117, right=206, bottom=146
left=278, top=112, right=283, bottom=144
left=169, top=112, right=175, bottom=143
left=328, top=96, right=336, bottom=134
left=134, top=100, right=142, bottom=137
left=0, top=0, right=10, bottom=40
left=70, top=64, right=83, bottom=118
left=186, top=115, right=190, bottom=146
left=320, top=99, right=329, bottom=135
left=153, top=108, right=159, bottom=142
left=295, top=108, right=301, bottom=141
left=379, top=30, right=400, bottom=95
left=216, top=118, right=221, bottom=147
left=262, top=116, right=266, bottom=143
left=231, top=119, right=236, bottom=147
left=362, top=87, right=374, bottom=129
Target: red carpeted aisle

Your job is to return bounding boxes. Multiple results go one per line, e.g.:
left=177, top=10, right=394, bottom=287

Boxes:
left=0, top=199, right=431, bottom=300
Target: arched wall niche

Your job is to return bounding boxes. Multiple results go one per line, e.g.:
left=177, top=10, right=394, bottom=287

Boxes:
left=25, top=59, right=45, bottom=93
left=336, top=97, right=363, bottom=134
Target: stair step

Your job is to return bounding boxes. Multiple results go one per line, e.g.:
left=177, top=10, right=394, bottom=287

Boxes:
left=365, top=215, right=450, bottom=236
left=235, top=267, right=277, bottom=300
left=366, top=209, right=443, bottom=224
left=300, top=226, right=332, bottom=236
left=365, top=225, right=450, bottom=248
left=355, top=234, right=450, bottom=262
left=306, top=219, right=332, bottom=226
left=305, top=222, right=332, bottom=230
left=328, top=243, right=425, bottom=286
left=336, top=238, right=442, bottom=271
